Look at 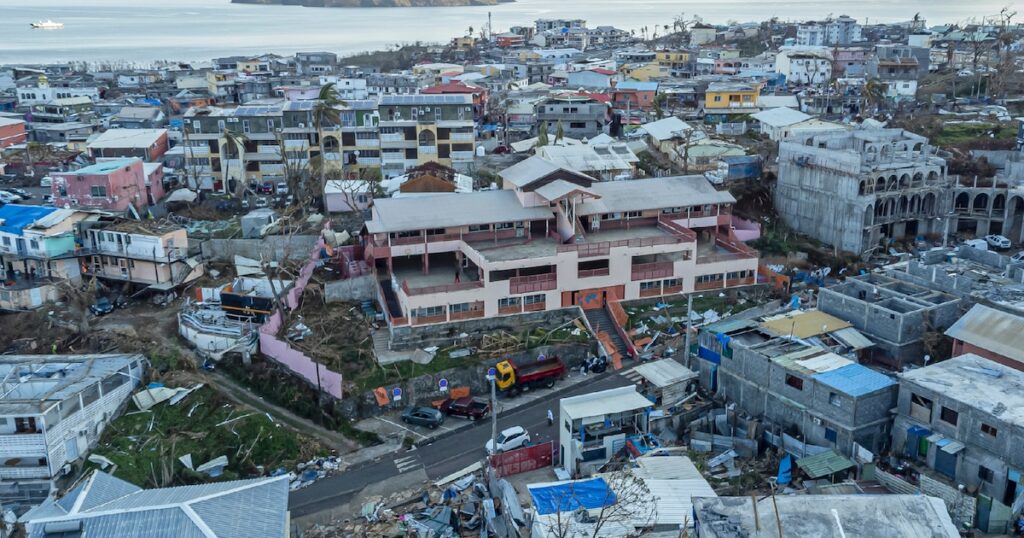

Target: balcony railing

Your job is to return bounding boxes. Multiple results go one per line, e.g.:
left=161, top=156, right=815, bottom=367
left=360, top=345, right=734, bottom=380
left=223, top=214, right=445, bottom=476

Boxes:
left=498, top=304, right=524, bottom=315
left=418, top=146, right=438, bottom=155
left=451, top=151, right=476, bottom=161
left=509, top=273, right=557, bottom=295
left=380, top=133, right=406, bottom=142
left=449, top=132, right=475, bottom=142
left=558, top=235, right=684, bottom=258
left=524, top=301, right=546, bottom=312
left=631, top=261, right=674, bottom=281
left=412, top=313, right=448, bottom=326
left=656, top=215, right=699, bottom=242
left=449, top=304, right=485, bottom=321
left=578, top=268, right=611, bottom=279
left=695, top=279, right=724, bottom=291
left=726, top=276, right=756, bottom=287
left=639, top=287, right=663, bottom=298
left=402, top=279, right=484, bottom=296
left=696, top=239, right=758, bottom=265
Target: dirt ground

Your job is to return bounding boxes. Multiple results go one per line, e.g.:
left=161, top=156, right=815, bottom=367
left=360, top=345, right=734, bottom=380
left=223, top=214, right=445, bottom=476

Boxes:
left=282, top=292, right=376, bottom=378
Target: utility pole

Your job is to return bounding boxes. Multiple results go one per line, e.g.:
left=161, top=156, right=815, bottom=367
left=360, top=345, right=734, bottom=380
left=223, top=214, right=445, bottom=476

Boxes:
left=682, top=292, right=694, bottom=369
left=486, top=366, right=498, bottom=464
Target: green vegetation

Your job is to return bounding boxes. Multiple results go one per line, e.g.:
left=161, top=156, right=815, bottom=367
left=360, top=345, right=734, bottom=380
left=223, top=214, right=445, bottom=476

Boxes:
left=91, top=386, right=323, bottom=488
left=931, top=122, right=1016, bottom=147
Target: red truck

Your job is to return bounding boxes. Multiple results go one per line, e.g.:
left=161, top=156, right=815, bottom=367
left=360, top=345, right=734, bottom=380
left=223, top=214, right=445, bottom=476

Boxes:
left=439, top=397, right=491, bottom=420
left=494, top=355, right=567, bottom=396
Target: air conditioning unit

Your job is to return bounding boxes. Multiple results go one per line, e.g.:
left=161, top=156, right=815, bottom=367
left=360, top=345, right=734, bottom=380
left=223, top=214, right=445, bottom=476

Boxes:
left=298, top=122, right=305, bottom=128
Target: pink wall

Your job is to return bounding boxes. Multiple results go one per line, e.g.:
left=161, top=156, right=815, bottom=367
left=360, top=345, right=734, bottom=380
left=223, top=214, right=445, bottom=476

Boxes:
left=146, top=166, right=166, bottom=204
left=257, top=222, right=345, bottom=399
left=731, top=215, right=762, bottom=242
left=53, top=159, right=146, bottom=211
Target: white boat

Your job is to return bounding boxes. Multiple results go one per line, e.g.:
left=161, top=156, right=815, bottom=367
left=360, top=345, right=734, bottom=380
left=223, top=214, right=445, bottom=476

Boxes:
left=30, top=20, right=64, bottom=30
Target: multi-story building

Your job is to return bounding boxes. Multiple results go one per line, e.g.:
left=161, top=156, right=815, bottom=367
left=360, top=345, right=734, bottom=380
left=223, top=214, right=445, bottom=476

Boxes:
left=535, top=18, right=586, bottom=34
left=704, top=82, right=760, bottom=110
left=365, top=73, right=419, bottom=96
left=26, top=97, right=95, bottom=124
left=87, top=128, right=169, bottom=161
left=874, top=44, right=930, bottom=78
left=825, top=15, right=863, bottom=45
left=776, top=50, right=833, bottom=85
left=535, top=95, right=608, bottom=139
left=29, top=122, right=97, bottom=145
left=866, top=56, right=920, bottom=102
left=52, top=157, right=164, bottom=212
left=893, top=354, right=1024, bottom=533
left=295, top=51, right=339, bottom=76
left=78, top=219, right=204, bottom=292
left=796, top=25, right=827, bottom=47
left=696, top=312, right=897, bottom=457
left=0, top=353, right=145, bottom=505
left=655, top=50, right=695, bottom=78
left=363, top=163, right=758, bottom=328
left=318, top=76, right=370, bottom=100
left=817, top=273, right=961, bottom=367
left=0, top=205, right=94, bottom=310
left=775, top=129, right=951, bottom=254
left=945, top=304, right=1024, bottom=373
left=378, top=94, right=476, bottom=176
left=15, top=76, right=99, bottom=107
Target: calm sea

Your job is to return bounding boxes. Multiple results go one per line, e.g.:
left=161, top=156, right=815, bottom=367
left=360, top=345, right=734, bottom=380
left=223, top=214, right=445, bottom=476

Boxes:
left=0, top=0, right=1011, bottom=65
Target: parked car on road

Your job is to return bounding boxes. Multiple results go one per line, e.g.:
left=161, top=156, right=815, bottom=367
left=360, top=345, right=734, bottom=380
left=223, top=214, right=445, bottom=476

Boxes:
left=401, top=406, right=445, bottom=429
left=89, top=297, right=114, bottom=316
left=5, top=188, right=32, bottom=199
left=39, top=177, right=52, bottom=187
left=439, top=397, right=490, bottom=420
left=485, top=426, right=530, bottom=454
left=275, top=182, right=288, bottom=195
left=985, top=234, right=1011, bottom=250
left=254, top=197, right=269, bottom=209
left=259, top=181, right=274, bottom=194
left=0, top=191, right=22, bottom=203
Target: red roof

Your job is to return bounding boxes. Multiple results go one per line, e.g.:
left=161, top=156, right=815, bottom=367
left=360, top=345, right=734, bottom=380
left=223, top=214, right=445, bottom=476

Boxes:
left=422, top=83, right=483, bottom=95
left=589, top=68, right=616, bottom=75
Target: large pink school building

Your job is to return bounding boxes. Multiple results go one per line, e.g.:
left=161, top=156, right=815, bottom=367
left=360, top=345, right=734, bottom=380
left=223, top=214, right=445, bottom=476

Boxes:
left=363, top=157, right=759, bottom=327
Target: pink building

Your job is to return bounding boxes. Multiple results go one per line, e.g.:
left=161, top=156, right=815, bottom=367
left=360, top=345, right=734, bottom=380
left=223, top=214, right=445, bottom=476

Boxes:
left=0, top=117, right=27, bottom=148
left=52, top=158, right=163, bottom=212
left=363, top=157, right=759, bottom=330
left=276, top=85, right=323, bottom=101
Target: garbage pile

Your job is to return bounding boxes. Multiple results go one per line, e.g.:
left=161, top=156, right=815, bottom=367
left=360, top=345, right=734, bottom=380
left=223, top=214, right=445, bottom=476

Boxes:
left=286, top=455, right=343, bottom=491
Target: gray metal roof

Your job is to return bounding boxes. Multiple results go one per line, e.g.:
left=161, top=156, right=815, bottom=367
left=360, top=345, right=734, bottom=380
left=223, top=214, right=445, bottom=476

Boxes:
left=629, top=359, right=697, bottom=388
left=578, top=175, right=734, bottom=215
left=499, top=156, right=565, bottom=187
left=944, top=304, right=1024, bottom=366
left=0, top=354, right=143, bottom=415
left=367, top=190, right=553, bottom=233
left=23, top=472, right=289, bottom=538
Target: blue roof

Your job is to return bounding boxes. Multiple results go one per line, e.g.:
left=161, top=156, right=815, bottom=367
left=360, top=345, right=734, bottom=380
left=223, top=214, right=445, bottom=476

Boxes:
left=616, top=81, right=658, bottom=92
left=813, top=364, right=895, bottom=397
left=721, top=155, right=761, bottom=165
left=0, top=205, right=57, bottom=236
left=529, top=478, right=616, bottom=516
left=68, top=158, right=139, bottom=175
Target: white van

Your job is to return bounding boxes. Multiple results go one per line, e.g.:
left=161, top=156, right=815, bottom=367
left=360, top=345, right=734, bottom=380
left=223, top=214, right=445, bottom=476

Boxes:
left=963, top=239, right=989, bottom=251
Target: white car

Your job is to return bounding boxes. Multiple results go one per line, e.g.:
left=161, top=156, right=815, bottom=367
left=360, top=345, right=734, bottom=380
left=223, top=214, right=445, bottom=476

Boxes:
left=276, top=182, right=288, bottom=195
left=0, top=191, right=21, bottom=203
left=984, top=234, right=1011, bottom=250
left=254, top=197, right=269, bottom=209
left=485, top=426, right=530, bottom=454
left=39, top=176, right=53, bottom=187
left=1011, top=251, right=1024, bottom=264
left=963, top=239, right=988, bottom=251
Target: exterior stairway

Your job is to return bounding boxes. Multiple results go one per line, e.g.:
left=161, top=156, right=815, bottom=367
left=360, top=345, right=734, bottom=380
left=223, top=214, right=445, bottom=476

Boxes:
left=584, top=307, right=628, bottom=370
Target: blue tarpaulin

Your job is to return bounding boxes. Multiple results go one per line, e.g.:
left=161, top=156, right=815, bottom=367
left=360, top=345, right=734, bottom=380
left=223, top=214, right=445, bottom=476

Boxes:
left=777, top=453, right=793, bottom=485
left=529, top=478, right=616, bottom=516
left=697, top=345, right=721, bottom=364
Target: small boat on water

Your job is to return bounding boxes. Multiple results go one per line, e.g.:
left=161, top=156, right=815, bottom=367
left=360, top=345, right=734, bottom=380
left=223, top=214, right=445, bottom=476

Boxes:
left=31, top=20, right=64, bottom=30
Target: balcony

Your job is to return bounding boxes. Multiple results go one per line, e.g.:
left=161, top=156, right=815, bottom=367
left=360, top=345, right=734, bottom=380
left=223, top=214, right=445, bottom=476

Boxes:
left=451, top=151, right=476, bottom=161
left=380, top=133, right=406, bottom=142
left=449, top=132, right=475, bottom=142
left=578, top=268, right=610, bottom=279
left=524, top=300, right=546, bottom=312
left=449, top=302, right=485, bottom=321
left=418, top=146, right=438, bottom=155
left=412, top=313, right=448, bottom=326
left=695, top=278, right=724, bottom=291
left=696, top=238, right=758, bottom=265
left=354, top=138, right=380, bottom=148
left=499, top=303, right=524, bottom=315
left=639, top=287, right=663, bottom=298
left=726, top=276, right=756, bottom=287
left=402, top=280, right=484, bottom=296
left=357, top=157, right=382, bottom=166
left=284, top=139, right=309, bottom=148
left=631, top=261, right=674, bottom=281
left=509, top=273, right=557, bottom=295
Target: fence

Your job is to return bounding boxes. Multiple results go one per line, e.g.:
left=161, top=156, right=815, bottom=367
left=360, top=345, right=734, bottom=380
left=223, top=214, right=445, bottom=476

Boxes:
left=257, top=223, right=345, bottom=399
left=489, top=441, right=557, bottom=478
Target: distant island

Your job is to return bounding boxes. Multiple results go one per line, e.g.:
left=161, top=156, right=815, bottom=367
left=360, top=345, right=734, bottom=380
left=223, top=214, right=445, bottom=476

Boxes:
left=232, top=0, right=510, bottom=7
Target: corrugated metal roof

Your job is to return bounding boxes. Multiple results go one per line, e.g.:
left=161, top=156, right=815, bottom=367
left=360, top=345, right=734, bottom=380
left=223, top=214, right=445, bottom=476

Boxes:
left=813, top=363, right=896, bottom=397
left=630, top=360, right=697, bottom=388
left=793, top=353, right=851, bottom=374
left=796, top=449, right=856, bottom=479
left=644, top=478, right=717, bottom=526
left=535, top=179, right=599, bottom=202
left=560, top=386, right=651, bottom=419
left=832, top=327, right=874, bottom=351
left=760, top=309, right=851, bottom=339
left=579, top=175, right=734, bottom=215
left=367, top=190, right=553, bottom=233
left=633, top=456, right=702, bottom=480
left=945, top=304, right=1024, bottom=366
left=703, top=318, right=757, bottom=335
left=0, top=204, right=57, bottom=236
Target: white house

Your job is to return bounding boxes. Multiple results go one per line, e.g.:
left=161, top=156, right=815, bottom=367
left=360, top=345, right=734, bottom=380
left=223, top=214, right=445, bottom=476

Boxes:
left=751, top=107, right=812, bottom=140
left=0, top=354, right=145, bottom=506
left=317, top=76, right=370, bottom=100
left=776, top=49, right=833, bottom=85
left=559, top=386, right=652, bottom=477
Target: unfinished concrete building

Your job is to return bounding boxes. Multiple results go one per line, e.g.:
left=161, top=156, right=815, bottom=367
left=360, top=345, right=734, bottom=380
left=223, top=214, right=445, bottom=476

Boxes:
left=775, top=129, right=950, bottom=254
left=950, top=174, right=1024, bottom=243
left=695, top=320, right=897, bottom=457
left=817, top=273, right=962, bottom=368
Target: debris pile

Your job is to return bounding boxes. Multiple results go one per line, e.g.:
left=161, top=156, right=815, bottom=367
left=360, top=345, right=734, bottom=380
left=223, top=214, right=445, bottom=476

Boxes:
left=286, top=455, right=343, bottom=491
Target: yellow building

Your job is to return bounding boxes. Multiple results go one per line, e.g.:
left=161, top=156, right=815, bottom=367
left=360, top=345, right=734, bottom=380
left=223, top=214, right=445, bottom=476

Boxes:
left=704, top=82, right=760, bottom=109
left=655, top=50, right=692, bottom=70
left=619, top=62, right=668, bottom=82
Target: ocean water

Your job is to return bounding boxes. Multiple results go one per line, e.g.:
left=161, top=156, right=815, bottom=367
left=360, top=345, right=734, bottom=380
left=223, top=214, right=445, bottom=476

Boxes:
left=0, top=0, right=1010, bottom=65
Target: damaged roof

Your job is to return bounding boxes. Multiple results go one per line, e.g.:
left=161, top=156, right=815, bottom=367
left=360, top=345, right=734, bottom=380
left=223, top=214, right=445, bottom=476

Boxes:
left=944, top=304, right=1024, bottom=366
left=578, top=175, right=734, bottom=215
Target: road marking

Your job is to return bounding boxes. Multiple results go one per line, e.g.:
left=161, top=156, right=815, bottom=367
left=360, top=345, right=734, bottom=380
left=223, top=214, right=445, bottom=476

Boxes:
left=376, top=417, right=429, bottom=441
left=394, top=455, right=423, bottom=473
left=621, top=368, right=645, bottom=384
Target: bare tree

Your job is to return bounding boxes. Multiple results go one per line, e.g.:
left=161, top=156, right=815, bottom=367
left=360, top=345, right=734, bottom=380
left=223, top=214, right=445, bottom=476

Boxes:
left=537, top=469, right=657, bottom=538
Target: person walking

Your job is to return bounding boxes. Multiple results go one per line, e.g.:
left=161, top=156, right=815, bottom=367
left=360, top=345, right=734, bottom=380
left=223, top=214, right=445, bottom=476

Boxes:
left=546, top=409, right=554, bottom=426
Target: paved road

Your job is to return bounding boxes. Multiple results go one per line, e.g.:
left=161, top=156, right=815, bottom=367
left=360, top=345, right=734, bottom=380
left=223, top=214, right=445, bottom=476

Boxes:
left=288, top=371, right=632, bottom=517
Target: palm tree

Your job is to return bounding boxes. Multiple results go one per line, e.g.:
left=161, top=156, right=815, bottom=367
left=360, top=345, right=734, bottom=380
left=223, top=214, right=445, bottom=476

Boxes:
left=312, top=83, right=345, bottom=201
left=221, top=128, right=248, bottom=198
left=537, top=121, right=550, bottom=147
left=555, top=120, right=564, bottom=144
left=863, top=79, right=888, bottom=115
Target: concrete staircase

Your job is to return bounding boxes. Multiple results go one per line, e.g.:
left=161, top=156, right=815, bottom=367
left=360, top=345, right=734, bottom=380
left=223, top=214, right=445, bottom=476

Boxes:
left=584, top=307, right=628, bottom=370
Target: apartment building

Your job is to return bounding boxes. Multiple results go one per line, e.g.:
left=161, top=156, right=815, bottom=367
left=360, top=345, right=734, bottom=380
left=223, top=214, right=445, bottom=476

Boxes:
left=655, top=50, right=695, bottom=78
left=363, top=160, right=758, bottom=327
left=87, top=128, right=169, bottom=162
left=776, top=50, right=833, bottom=85
left=0, top=354, right=144, bottom=505
left=15, top=76, right=99, bottom=107
left=78, top=219, right=204, bottom=292
left=535, top=95, right=608, bottom=140
left=295, top=51, right=339, bottom=76
left=378, top=94, right=476, bottom=176
left=775, top=129, right=951, bottom=254
left=893, top=354, right=1024, bottom=533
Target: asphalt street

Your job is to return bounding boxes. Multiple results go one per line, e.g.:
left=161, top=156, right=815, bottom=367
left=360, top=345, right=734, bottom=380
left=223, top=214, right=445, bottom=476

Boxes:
left=288, top=371, right=632, bottom=517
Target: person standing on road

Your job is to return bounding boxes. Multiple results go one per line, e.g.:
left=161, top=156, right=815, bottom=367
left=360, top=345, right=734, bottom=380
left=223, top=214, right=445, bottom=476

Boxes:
left=547, top=409, right=554, bottom=426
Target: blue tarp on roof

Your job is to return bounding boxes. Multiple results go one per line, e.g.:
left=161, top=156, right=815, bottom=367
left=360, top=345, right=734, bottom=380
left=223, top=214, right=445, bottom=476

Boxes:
left=0, top=205, right=57, bottom=236
left=813, top=364, right=896, bottom=397
left=529, top=478, right=616, bottom=516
